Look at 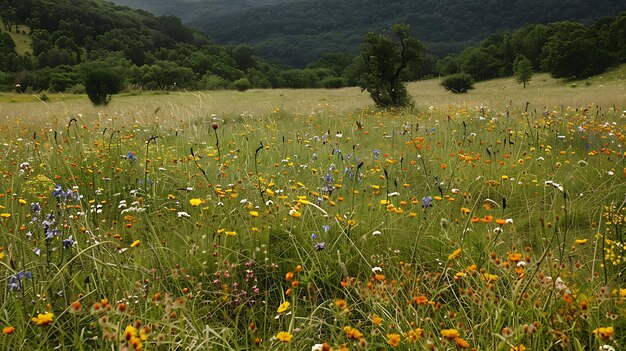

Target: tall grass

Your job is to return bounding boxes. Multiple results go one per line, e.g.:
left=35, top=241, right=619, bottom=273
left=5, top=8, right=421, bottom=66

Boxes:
left=0, top=70, right=625, bottom=350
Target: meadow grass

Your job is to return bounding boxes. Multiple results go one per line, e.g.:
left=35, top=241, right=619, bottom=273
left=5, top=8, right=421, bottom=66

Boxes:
left=0, top=68, right=625, bottom=350
left=0, top=22, right=32, bottom=56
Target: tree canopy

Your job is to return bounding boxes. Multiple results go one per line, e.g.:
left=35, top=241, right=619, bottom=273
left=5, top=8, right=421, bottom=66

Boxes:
left=357, top=24, right=423, bottom=107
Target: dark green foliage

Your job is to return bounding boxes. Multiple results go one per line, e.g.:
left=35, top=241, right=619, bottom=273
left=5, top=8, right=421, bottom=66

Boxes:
left=2, top=0, right=623, bottom=93
left=436, top=56, right=460, bottom=76
left=143, top=60, right=195, bottom=89
left=231, top=45, right=258, bottom=71
left=246, top=69, right=271, bottom=88
left=541, top=22, right=613, bottom=78
left=457, top=47, right=501, bottom=81
left=307, top=52, right=354, bottom=77
left=514, top=55, right=533, bottom=88
left=13, top=70, right=36, bottom=92
left=233, top=77, right=252, bottom=91
left=0, top=32, right=17, bottom=72
left=440, top=73, right=475, bottom=93
left=83, top=69, right=125, bottom=105
left=509, top=24, right=553, bottom=70
left=279, top=69, right=319, bottom=89
left=358, top=23, right=423, bottom=107
left=319, top=76, right=347, bottom=89
left=604, top=13, right=626, bottom=62
left=201, top=74, right=230, bottom=90
left=184, top=0, right=625, bottom=67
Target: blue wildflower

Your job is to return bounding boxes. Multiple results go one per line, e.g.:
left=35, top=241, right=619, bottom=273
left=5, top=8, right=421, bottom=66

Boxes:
left=62, top=235, right=74, bottom=249
left=314, top=242, right=326, bottom=251
left=8, top=271, right=32, bottom=291
left=421, top=196, right=433, bottom=208
left=373, top=148, right=380, bottom=160
left=45, top=228, right=60, bottom=241
left=52, top=184, right=63, bottom=198
left=324, top=173, right=333, bottom=184
left=344, top=167, right=353, bottom=178
left=127, top=152, right=138, bottom=162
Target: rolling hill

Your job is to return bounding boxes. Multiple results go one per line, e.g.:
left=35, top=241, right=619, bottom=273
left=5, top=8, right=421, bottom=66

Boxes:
left=110, top=0, right=625, bottom=67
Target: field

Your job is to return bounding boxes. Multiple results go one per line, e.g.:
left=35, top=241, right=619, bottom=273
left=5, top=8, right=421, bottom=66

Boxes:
left=0, top=22, right=31, bottom=56
left=0, top=69, right=626, bottom=350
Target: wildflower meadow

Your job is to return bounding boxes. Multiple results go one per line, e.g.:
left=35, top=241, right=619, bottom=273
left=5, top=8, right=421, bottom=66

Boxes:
left=0, top=73, right=626, bottom=350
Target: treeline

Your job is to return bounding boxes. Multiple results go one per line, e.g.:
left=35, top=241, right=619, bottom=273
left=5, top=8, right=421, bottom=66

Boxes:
left=311, top=12, right=626, bottom=88
left=109, top=0, right=287, bottom=23
left=0, top=0, right=346, bottom=93
left=0, top=0, right=624, bottom=95
left=436, top=13, right=626, bottom=81
left=188, top=0, right=625, bottom=67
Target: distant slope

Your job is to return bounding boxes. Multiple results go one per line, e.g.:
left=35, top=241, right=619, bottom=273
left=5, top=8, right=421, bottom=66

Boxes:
left=0, top=21, right=31, bottom=55
left=108, top=0, right=302, bottom=22
left=182, top=0, right=625, bottom=67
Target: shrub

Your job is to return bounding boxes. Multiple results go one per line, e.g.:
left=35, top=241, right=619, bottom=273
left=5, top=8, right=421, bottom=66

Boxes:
left=440, top=73, right=475, bottom=93
left=202, top=74, right=230, bottom=90
left=83, top=69, right=125, bottom=106
left=319, top=76, right=347, bottom=89
left=233, top=78, right=252, bottom=92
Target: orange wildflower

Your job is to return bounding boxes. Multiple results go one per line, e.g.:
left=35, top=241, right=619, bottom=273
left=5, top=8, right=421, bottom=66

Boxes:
left=386, top=333, right=401, bottom=347
left=455, top=337, right=470, bottom=348
left=441, top=329, right=460, bottom=339
left=413, top=295, right=429, bottom=305
left=344, top=326, right=364, bottom=340
left=507, top=253, right=522, bottom=262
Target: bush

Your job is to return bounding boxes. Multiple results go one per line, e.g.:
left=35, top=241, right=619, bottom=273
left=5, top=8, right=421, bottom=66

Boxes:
left=83, top=69, right=125, bottom=106
left=202, top=74, right=230, bottom=90
left=319, top=76, right=347, bottom=89
left=49, top=73, right=77, bottom=92
left=440, top=73, right=475, bottom=93
left=233, top=78, right=252, bottom=92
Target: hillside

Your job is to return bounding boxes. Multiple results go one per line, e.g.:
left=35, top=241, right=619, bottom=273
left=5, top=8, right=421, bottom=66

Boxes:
left=0, top=0, right=287, bottom=93
left=180, top=0, right=625, bottom=67
left=108, top=0, right=300, bottom=22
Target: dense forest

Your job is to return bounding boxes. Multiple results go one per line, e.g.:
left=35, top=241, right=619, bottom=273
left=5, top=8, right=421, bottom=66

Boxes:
left=109, top=0, right=296, bottom=22
left=184, top=0, right=625, bottom=67
left=0, top=0, right=624, bottom=96
left=0, top=0, right=299, bottom=92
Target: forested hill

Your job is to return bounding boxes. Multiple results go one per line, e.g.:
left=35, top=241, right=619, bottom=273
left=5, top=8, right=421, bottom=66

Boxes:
left=181, top=0, right=625, bottom=67
left=108, top=0, right=299, bottom=22
left=0, top=0, right=294, bottom=92
left=4, top=0, right=198, bottom=46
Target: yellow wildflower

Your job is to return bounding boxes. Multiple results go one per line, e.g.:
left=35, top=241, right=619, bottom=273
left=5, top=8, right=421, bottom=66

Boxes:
left=277, top=301, right=290, bottom=313
left=31, top=312, right=54, bottom=326
left=276, top=331, right=292, bottom=342
left=386, top=333, right=401, bottom=347
left=441, top=329, right=460, bottom=340
left=448, top=248, right=462, bottom=260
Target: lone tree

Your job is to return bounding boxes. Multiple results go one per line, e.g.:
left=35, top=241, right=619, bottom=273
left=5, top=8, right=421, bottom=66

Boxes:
left=84, top=69, right=125, bottom=106
left=358, top=23, right=423, bottom=107
left=514, top=55, right=533, bottom=88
